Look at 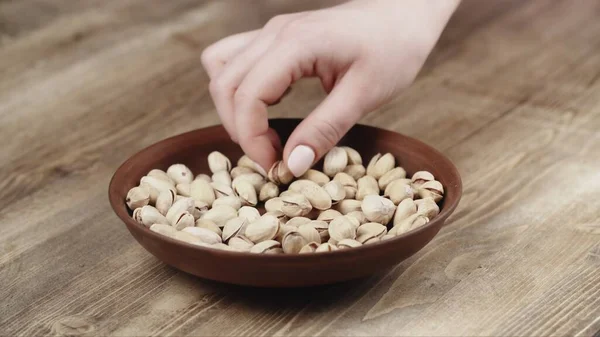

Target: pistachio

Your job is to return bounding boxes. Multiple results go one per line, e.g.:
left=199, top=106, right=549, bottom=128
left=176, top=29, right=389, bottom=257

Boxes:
left=341, top=146, right=362, bottom=165
left=276, top=225, right=298, bottom=242
left=234, top=179, right=258, bottom=206
left=316, top=242, right=338, bottom=252
left=165, top=197, right=195, bottom=224
left=344, top=215, right=361, bottom=230
left=190, top=179, right=216, bottom=206
left=268, top=161, right=294, bottom=185
left=291, top=180, right=332, bottom=211
left=192, top=200, right=209, bottom=220
left=173, top=231, right=205, bottom=246
left=148, top=169, right=175, bottom=185
left=343, top=164, right=366, bottom=180
left=212, top=196, right=242, bottom=210
left=195, top=219, right=222, bottom=236
left=368, top=153, right=395, bottom=179
left=333, top=172, right=357, bottom=199
left=140, top=176, right=176, bottom=203
left=337, top=239, right=362, bottom=249
left=237, top=155, right=260, bottom=172
left=212, top=181, right=236, bottom=198
left=267, top=248, right=284, bottom=254
left=324, top=147, right=348, bottom=177
left=212, top=171, right=232, bottom=186
left=364, top=237, right=380, bottom=245
left=415, top=198, right=440, bottom=218
left=208, top=151, right=231, bottom=173
left=300, top=169, right=330, bottom=186
left=305, top=208, right=321, bottom=220
left=317, top=209, right=343, bottom=223
left=222, top=217, right=248, bottom=241
left=323, top=180, right=346, bottom=204
left=346, top=211, right=368, bottom=225
left=308, top=220, right=330, bottom=242
left=232, top=173, right=266, bottom=191
left=194, top=174, right=212, bottom=183
left=356, top=222, right=387, bottom=243
left=411, top=171, right=435, bottom=188
left=297, top=223, right=321, bottom=244
left=361, top=195, right=396, bottom=225
left=176, top=183, right=191, bottom=197
left=182, top=227, right=222, bottom=244
left=259, top=182, right=280, bottom=202
left=265, top=197, right=284, bottom=213
left=328, top=216, right=357, bottom=241
left=381, top=234, right=395, bottom=241
left=287, top=179, right=313, bottom=193
left=377, top=167, right=407, bottom=191
left=334, top=199, right=363, bottom=215
left=126, top=186, right=150, bottom=210
left=285, top=217, right=312, bottom=227
left=417, top=180, right=444, bottom=202
left=282, top=231, right=309, bottom=254
left=149, top=223, right=177, bottom=238
left=384, top=179, right=415, bottom=204
left=211, top=243, right=237, bottom=251
left=366, top=153, right=381, bottom=178
left=393, top=198, right=418, bottom=226
left=390, top=213, right=429, bottom=236
left=281, top=192, right=313, bottom=217
left=231, top=166, right=256, bottom=179
left=245, top=215, right=280, bottom=243
left=356, top=175, right=379, bottom=201
left=263, top=211, right=288, bottom=225
left=173, top=212, right=195, bottom=230
left=167, top=164, right=194, bottom=185
left=299, top=242, right=320, bottom=253
left=228, top=236, right=254, bottom=252
left=328, top=238, right=339, bottom=246
left=250, top=240, right=281, bottom=254
left=238, top=206, right=261, bottom=223
left=201, top=205, right=237, bottom=227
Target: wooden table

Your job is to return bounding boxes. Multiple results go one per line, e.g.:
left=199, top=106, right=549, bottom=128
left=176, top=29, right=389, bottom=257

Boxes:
left=2, top=0, right=599, bottom=335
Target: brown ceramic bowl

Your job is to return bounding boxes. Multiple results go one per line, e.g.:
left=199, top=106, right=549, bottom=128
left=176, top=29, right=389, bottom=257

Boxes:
left=109, top=118, right=462, bottom=287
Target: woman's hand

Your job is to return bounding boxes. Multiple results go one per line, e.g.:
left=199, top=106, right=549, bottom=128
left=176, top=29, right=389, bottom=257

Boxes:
left=201, top=0, right=460, bottom=176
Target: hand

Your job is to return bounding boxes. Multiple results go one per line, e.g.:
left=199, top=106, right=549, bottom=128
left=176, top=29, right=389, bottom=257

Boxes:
left=201, top=0, right=460, bottom=177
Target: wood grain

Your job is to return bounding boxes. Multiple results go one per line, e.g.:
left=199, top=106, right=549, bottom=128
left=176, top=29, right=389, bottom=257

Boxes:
left=1, top=0, right=599, bottom=335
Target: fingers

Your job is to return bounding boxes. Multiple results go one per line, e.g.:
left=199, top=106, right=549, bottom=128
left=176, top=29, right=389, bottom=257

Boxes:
left=201, top=30, right=259, bottom=79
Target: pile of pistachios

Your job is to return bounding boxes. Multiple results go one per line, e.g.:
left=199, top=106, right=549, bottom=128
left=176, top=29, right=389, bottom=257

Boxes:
left=125, top=147, right=444, bottom=254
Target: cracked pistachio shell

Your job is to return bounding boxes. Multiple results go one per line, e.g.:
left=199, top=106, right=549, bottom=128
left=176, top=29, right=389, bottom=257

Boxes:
left=286, top=217, right=312, bottom=227
left=356, top=175, right=379, bottom=201
left=190, top=179, right=216, bottom=206
left=366, top=153, right=381, bottom=177
left=149, top=223, right=177, bottom=238
left=356, top=222, right=387, bottom=243
left=193, top=200, right=209, bottom=220
left=328, top=216, right=357, bottom=241
left=268, top=161, right=294, bottom=185
left=231, top=166, right=256, bottom=179
left=334, top=199, right=363, bottom=215
left=212, top=196, right=242, bottom=210
left=417, top=180, right=444, bottom=202
left=343, top=164, right=366, bottom=181
left=378, top=167, right=407, bottom=191
left=346, top=211, right=368, bottom=225
left=208, top=151, right=231, bottom=173
left=298, top=223, right=322, bottom=244
left=300, top=169, right=330, bottom=186
left=228, top=236, right=254, bottom=252
left=317, top=209, right=343, bottom=223
left=324, top=147, right=348, bottom=177
left=222, top=217, right=249, bottom=241
left=176, top=183, right=191, bottom=197
left=384, top=179, right=415, bottom=205
left=281, top=192, right=313, bottom=218
left=299, top=242, right=320, bottom=253
left=234, top=179, right=258, bottom=206
left=167, top=164, right=193, bottom=185
left=323, top=180, right=346, bottom=204
left=245, top=215, right=280, bottom=243
left=126, top=186, right=150, bottom=210
left=309, top=220, right=330, bottom=242
left=211, top=182, right=236, bottom=198
left=265, top=197, right=284, bottom=213
left=232, top=173, right=266, bottom=192
left=341, top=146, right=362, bottom=165
left=366, top=153, right=395, bottom=179
left=316, top=242, right=338, bottom=252
left=148, top=169, right=175, bottom=185
left=282, top=231, right=309, bottom=254
left=166, top=197, right=195, bottom=224
left=267, top=248, right=284, bottom=254
left=333, top=172, right=357, bottom=188
left=364, top=237, right=380, bottom=245
left=182, top=227, right=222, bottom=244
left=263, top=211, right=288, bottom=225
left=212, top=171, right=232, bottom=187
left=201, top=205, right=238, bottom=228
left=250, top=240, right=281, bottom=254
left=390, top=213, right=429, bottom=236
left=291, top=180, right=332, bottom=211
left=305, top=208, right=321, bottom=220
left=194, top=174, right=212, bottom=183
left=140, top=176, right=175, bottom=204
left=276, top=225, right=297, bottom=242
left=337, top=239, right=362, bottom=249
left=411, top=171, right=435, bottom=188
left=361, top=195, right=396, bottom=225
left=415, top=198, right=440, bottom=219
left=259, top=182, right=279, bottom=202
left=237, top=155, right=260, bottom=172
left=393, top=198, right=418, bottom=226
left=195, top=219, right=222, bottom=236
left=238, top=206, right=261, bottom=223
left=344, top=186, right=357, bottom=199
left=381, top=234, right=395, bottom=241
left=173, top=212, right=195, bottom=230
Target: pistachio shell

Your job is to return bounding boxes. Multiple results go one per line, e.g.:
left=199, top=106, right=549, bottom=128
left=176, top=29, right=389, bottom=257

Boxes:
left=361, top=195, right=396, bottom=225
left=337, top=239, right=362, bottom=249
left=192, top=200, right=209, bottom=220
left=317, top=209, right=343, bottom=223
left=228, top=236, right=254, bottom=252
left=367, top=153, right=395, bottom=179
left=308, top=220, right=330, bottom=242
left=265, top=197, right=284, bottom=213
left=190, top=179, right=216, bottom=206
left=238, top=206, right=261, bottom=223
left=140, top=176, right=175, bottom=203
left=201, top=205, right=238, bottom=227
left=212, top=171, right=232, bottom=186
left=384, top=179, right=415, bottom=205
left=344, top=186, right=357, bottom=199
left=268, top=161, right=294, bottom=185
left=356, top=222, right=387, bottom=243
left=345, top=215, right=361, bottom=230
left=208, top=151, right=231, bottom=173
left=366, top=154, right=381, bottom=178
left=393, top=198, right=418, bottom=226
left=299, top=242, right=320, bottom=253
left=245, top=215, right=280, bottom=243
left=363, top=237, right=380, bottom=245
left=176, top=183, right=191, bottom=197
left=126, top=186, right=150, bottom=210
left=276, top=225, right=297, bottom=242
left=291, top=180, right=332, bottom=211
left=212, top=196, right=242, bottom=210
left=195, top=219, right=223, bottom=236
left=333, top=172, right=357, bottom=189
left=288, top=179, right=314, bottom=193
left=250, top=240, right=281, bottom=253
left=259, top=182, right=279, bottom=202
left=297, top=223, right=322, bottom=244
left=324, top=147, right=348, bottom=177
left=231, top=166, right=256, bottom=179
left=305, top=208, right=321, bottom=220
left=343, top=164, right=366, bottom=180
left=234, top=179, right=258, bottom=206
left=356, top=175, right=379, bottom=201
left=167, top=164, right=194, bottom=184
left=411, top=171, right=435, bottom=188
left=282, top=231, right=309, bottom=254
left=381, top=234, right=395, bottom=241
left=341, top=146, right=362, bottom=165
left=414, top=198, right=440, bottom=218
left=280, top=192, right=313, bottom=217
left=171, top=212, right=194, bottom=230
left=194, top=174, right=212, bottom=183
left=267, top=247, right=284, bottom=254
left=390, top=213, right=429, bottom=236
left=323, top=180, right=346, bottom=204
left=149, top=223, right=177, bottom=238
left=346, top=211, right=368, bottom=225
left=300, top=169, right=330, bottom=186
left=222, top=217, right=248, bottom=241
left=237, top=155, right=260, bottom=172
left=328, top=237, right=339, bottom=245
left=328, top=216, right=357, bottom=241
left=334, top=199, right=363, bottom=215
left=263, top=211, right=288, bottom=225
left=211, top=182, right=236, bottom=198
left=315, top=242, right=338, bottom=252
left=165, top=197, right=196, bottom=224
left=182, top=227, right=223, bottom=244
left=232, top=173, right=266, bottom=192
left=417, top=180, right=444, bottom=202
left=147, top=169, right=175, bottom=185
left=378, top=167, right=407, bottom=190
left=173, top=231, right=205, bottom=245
left=211, top=243, right=237, bottom=251
left=286, top=217, right=312, bottom=227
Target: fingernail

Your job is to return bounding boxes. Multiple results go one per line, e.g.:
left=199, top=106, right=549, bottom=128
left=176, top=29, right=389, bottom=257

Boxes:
left=253, top=162, right=268, bottom=177
left=287, top=145, right=315, bottom=177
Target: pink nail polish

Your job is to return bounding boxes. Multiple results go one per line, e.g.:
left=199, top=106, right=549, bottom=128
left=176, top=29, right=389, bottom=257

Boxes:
left=287, top=145, right=315, bottom=177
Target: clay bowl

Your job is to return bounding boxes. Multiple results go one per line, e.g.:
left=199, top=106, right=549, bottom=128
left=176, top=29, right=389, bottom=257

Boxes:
left=109, top=118, right=462, bottom=287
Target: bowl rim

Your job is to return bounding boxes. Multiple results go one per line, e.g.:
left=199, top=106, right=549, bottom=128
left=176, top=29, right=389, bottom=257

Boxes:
left=109, top=118, right=462, bottom=260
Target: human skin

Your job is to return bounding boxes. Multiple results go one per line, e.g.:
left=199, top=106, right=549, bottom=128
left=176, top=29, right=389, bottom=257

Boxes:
left=201, top=0, right=462, bottom=177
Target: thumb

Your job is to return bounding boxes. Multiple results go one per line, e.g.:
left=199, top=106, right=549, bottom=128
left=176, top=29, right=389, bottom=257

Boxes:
left=283, top=68, right=369, bottom=177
